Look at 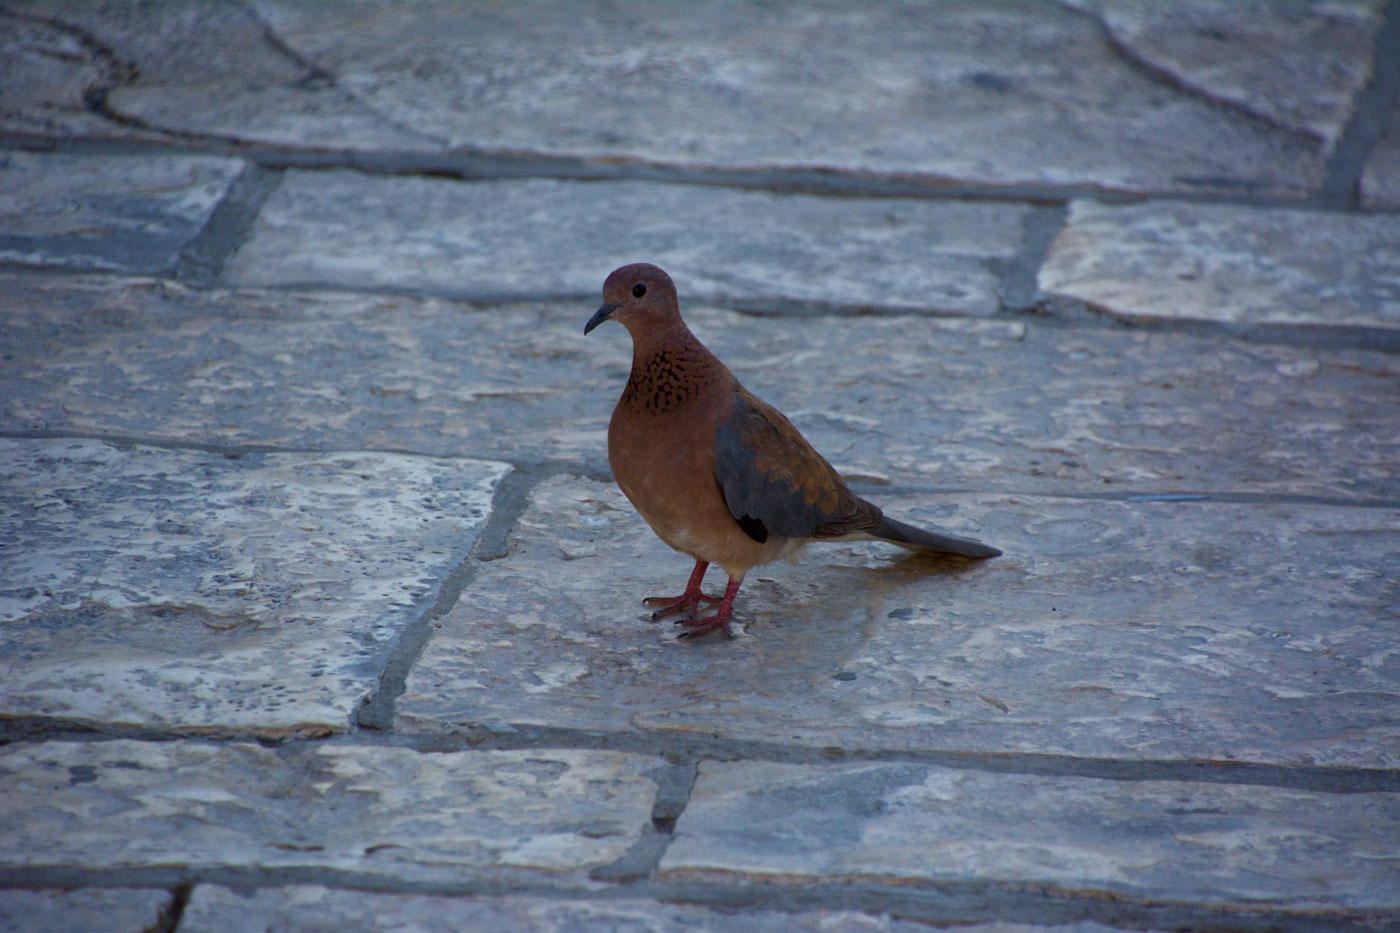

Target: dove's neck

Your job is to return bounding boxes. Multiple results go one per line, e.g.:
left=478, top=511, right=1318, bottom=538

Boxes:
left=621, top=323, right=730, bottom=414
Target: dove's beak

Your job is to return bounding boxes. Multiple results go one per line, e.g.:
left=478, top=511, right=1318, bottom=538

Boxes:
left=584, top=303, right=618, bottom=335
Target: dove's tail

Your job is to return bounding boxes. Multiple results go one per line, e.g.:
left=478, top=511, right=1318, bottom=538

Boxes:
left=870, top=515, right=1002, bottom=558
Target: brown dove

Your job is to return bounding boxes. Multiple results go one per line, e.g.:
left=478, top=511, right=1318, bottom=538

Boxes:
left=584, top=263, right=1000, bottom=640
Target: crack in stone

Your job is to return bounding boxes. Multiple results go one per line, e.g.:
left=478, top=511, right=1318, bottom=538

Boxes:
left=171, top=163, right=283, bottom=283
left=240, top=1, right=451, bottom=149
left=1318, top=0, right=1400, bottom=209
left=0, top=868, right=1390, bottom=931
left=1051, top=0, right=1328, bottom=152
left=353, top=465, right=563, bottom=732
left=6, top=722, right=1396, bottom=795
left=998, top=204, right=1068, bottom=311
left=0, top=4, right=141, bottom=127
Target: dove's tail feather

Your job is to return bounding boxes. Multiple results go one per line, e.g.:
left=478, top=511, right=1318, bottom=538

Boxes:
left=870, top=516, right=1002, bottom=558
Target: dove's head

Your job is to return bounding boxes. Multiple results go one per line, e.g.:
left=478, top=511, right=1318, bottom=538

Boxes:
left=585, top=263, right=681, bottom=337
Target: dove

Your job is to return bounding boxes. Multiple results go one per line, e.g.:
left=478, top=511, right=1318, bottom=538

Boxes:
left=585, top=263, right=999, bottom=639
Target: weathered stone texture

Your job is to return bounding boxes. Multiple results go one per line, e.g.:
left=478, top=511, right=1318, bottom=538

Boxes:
left=0, top=438, right=507, bottom=734
left=0, top=151, right=244, bottom=273
left=182, top=886, right=964, bottom=933
left=0, top=741, right=661, bottom=882
left=397, top=475, right=1400, bottom=768
left=8, top=1, right=1372, bottom=196
left=1063, top=0, right=1382, bottom=149
left=224, top=173, right=1026, bottom=316
left=0, top=888, right=171, bottom=933
left=661, top=760, right=1400, bottom=910
left=1040, top=200, right=1400, bottom=329
left=3, top=276, right=1395, bottom=503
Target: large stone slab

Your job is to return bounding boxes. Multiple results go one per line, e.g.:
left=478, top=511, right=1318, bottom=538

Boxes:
left=0, top=888, right=171, bottom=933
left=0, top=438, right=508, bottom=735
left=397, top=474, right=1400, bottom=769
left=1039, top=200, right=1400, bottom=329
left=1, top=0, right=435, bottom=149
left=0, top=151, right=245, bottom=274
left=10, top=1, right=1352, bottom=197
left=0, top=741, right=660, bottom=883
left=1063, top=0, right=1382, bottom=150
left=224, top=173, right=1026, bottom=316
left=4, top=275, right=1397, bottom=503
left=182, top=886, right=980, bottom=933
left=246, top=0, right=1337, bottom=197
left=661, top=760, right=1400, bottom=911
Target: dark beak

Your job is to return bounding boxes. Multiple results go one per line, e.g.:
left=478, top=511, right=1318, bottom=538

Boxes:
left=584, top=303, right=618, bottom=335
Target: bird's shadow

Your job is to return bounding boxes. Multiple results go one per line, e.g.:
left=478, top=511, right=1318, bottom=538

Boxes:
left=872, top=549, right=994, bottom=578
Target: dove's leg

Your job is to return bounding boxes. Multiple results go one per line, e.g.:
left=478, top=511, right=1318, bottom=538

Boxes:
left=677, top=576, right=743, bottom=640
left=643, top=559, right=720, bottom=621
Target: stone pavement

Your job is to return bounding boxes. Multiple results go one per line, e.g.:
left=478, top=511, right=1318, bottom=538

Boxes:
left=1, top=1, right=1398, bottom=930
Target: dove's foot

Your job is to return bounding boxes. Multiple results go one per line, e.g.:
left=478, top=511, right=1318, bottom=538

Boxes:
left=643, top=559, right=718, bottom=621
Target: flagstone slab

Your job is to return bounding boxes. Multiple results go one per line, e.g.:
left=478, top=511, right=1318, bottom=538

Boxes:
left=182, top=886, right=984, bottom=933
left=224, top=174, right=1026, bottom=316
left=661, top=760, right=1400, bottom=911
left=0, top=438, right=508, bottom=735
left=397, top=474, right=1400, bottom=769
left=1039, top=200, right=1400, bottom=329
left=1062, top=0, right=1382, bottom=150
left=9, top=1, right=1350, bottom=197
left=0, top=0, right=432, bottom=149
left=0, top=741, right=661, bottom=883
left=4, top=276, right=1397, bottom=504
left=0, top=151, right=245, bottom=274
left=0, top=888, right=171, bottom=933
left=247, top=0, right=1333, bottom=197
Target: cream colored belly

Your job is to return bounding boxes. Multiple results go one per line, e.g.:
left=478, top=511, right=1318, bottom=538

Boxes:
left=608, top=414, right=788, bottom=577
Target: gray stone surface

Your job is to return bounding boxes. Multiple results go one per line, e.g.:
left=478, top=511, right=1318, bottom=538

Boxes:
left=249, top=0, right=1339, bottom=197
left=0, top=0, right=432, bottom=149
left=4, top=275, right=1396, bottom=504
left=1064, top=0, right=1383, bottom=149
left=182, top=886, right=958, bottom=933
left=0, top=151, right=245, bottom=273
left=0, top=741, right=661, bottom=882
left=1040, top=200, right=1400, bottom=328
left=7, top=1, right=1360, bottom=197
left=1362, top=99, right=1400, bottom=209
left=225, top=173, right=1026, bottom=315
left=0, top=888, right=171, bottom=933
left=0, top=438, right=508, bottom=735
left=398, top=474, right=1400, bottom=768
left=661, top=760, right=1400, bottom=910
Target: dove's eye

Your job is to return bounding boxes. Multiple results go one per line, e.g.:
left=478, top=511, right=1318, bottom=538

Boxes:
left=632, top=283, right=647, bottom=298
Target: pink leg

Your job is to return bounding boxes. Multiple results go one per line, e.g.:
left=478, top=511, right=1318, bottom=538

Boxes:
left=676, top=576, right=743, bottom=640
left=642, top=560, right=720, bottom=621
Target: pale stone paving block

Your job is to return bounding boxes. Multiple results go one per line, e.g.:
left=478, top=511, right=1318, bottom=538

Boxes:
left=3, top=276, right=1396, bottom=503
left=1, top=0, right=436, bottom=149
left=183, top=886, right=1004, bottom=933
left=1039, top=200, right=1400, bottom=329
left=0, top=151, right=245, bottom=274
left=0, top=10, right=160, bottom=141
left=397, top=475, right=1400, bottom=769
left=5, top=2, right=1371, bottom=197
left=0, top=438, right=508, bottom=735
left=245, top=0, right=1332, bottom=197
left=1062, top=0, right=1382, bottom=149
left=0, top=741, right=661, bottom=883
left=224, top=174, right=1025, bottom=316
left=660, top=760, right=1400, bottom=910
left=0, top=889, right=172, bottom=933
